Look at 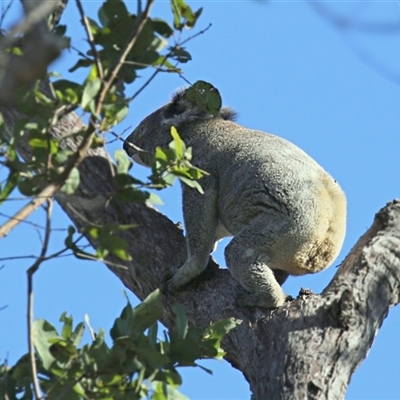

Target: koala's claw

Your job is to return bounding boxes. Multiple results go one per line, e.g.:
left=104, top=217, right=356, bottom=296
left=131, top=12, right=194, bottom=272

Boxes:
left=162, top=273, right=184, bottom=293
left=161, top=278, right=175, bottom=293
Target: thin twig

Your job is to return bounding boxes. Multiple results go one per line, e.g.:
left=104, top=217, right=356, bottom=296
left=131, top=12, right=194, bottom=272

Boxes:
left=124, top=60, right=180, bottom=72
left=0, top=175, right=76, bottom=238
left=129, top=63, right=163, bottom=102
left=105, top=127, right=132, bottom=145
left=74, top=252, right=129, bottom=270
left=0, top=211, right=65, bottom=231
left=130, top=23, right=212, bottom=102
left=75, top=0, right=103, bottom=80
left=27, top=199, right=53, bottom=400
left=179, top=23, right=212, bottom=47
left=0, top=254, right=43, bottom=262
left=96, top=0, right=155, bottom=111
left=178, top=73, right=192, bottom=86
left=0, top=0, right=14, bottom=29
left=308, top=1, right=400, bottom=33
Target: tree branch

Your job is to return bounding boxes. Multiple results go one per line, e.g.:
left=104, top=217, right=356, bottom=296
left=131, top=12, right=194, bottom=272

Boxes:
left=0, top=0, right=66, bottom=102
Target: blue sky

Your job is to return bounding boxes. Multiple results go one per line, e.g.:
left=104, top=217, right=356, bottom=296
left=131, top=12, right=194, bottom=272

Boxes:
left=1, top=0, right=400, bottom=399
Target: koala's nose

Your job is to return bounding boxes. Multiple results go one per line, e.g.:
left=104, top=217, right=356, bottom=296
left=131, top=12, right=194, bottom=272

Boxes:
left=123, top=139, right=134, bottom=157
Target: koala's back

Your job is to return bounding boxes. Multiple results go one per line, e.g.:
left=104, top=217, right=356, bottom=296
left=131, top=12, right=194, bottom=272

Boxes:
left=185, top=118, right=346, bottom=275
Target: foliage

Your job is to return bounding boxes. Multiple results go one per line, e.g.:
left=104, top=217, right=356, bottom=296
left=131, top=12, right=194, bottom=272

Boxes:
left=0, top=290, right=240, bottom=399
left=0, top=0, right=221, bottom=258
left=0, top=0, right=229, bottom=399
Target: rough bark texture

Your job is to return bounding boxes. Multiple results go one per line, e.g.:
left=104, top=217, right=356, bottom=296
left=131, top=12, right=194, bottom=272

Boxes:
left=2, top=85, right=400, bottom=399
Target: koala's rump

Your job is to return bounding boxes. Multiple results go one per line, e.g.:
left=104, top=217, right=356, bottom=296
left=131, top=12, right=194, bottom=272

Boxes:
left=213, top=131, right=346, bottom=274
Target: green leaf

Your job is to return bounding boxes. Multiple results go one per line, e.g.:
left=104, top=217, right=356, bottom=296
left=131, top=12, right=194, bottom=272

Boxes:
left=60, top=312, right=73, bottom=340
left=53, top=79, right=82, bottom=104
left=152, top=381, right=189, bottom=400
left=185, top=81, right=222, bottom=116
left=114, top=149, right=132, bottom=174
left=148, top=322, right=158, bottom=348
left=162, top=368, right=182, bottom=386
left=28, top=137, right=59, bottom=155
left=152, top=18, right=174, bottom=38
left=98, top=4, right=109, bottom=27
left=169, top=46, right=191, bottom=63
left=152, top=56, right=180, bottom=72
left=176, top=176, right=204, bottom=194
left=65, top=225, right=96, bottom=260
left=110, top=290, right=162, bottom=341
left=61, top=167, right=80, bottom=194
left=110, top=302, right=134, bottom=340
left=148, top=192, right=163, bottom=205
left=72, top=382, right=86, bottom=397
left=136, top=346, right=170, bottom=369
left=102, top=102, right=129, bottom=126
left=33, top=320, right=60, bottom=369
left=169, top=127, right=184, bottom=159
left=206, top=318, right=242, bottom=340
left=115, top=186, right=163, bottom=205
left=18, top=175, right=46, bottom=196
left=131, top=290, right=163, bottom=335
left=81, top=77, right=101, bottom=109
left=99, top=234, right=131, bottom=261
left=69, top=58, right=93, bottom=73
left=102, top=0, right=129, bottom=21
left=0, top=172, right=19, bottom=205
left=54, top=149, right=74, bottom=164
left=71, top=322, right=85, bottom=347
left=169, top=338, right=204, bottom=365
left=171, top=304, right=188, bottom=340
left=170, top=0, right=201, bottom=30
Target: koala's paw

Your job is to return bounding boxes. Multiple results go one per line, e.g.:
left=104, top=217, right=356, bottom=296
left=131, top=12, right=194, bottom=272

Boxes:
left=160, top=272, right=174, bottom=293
left=237, top=292, right=285, bottom=309
left=162, top=272, right=185, bottom=293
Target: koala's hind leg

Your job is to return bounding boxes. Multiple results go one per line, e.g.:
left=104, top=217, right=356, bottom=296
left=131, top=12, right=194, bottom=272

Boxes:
left=225, top=214, right=290, bottom=308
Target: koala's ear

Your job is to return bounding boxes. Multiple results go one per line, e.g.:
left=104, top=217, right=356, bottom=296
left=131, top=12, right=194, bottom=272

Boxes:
left=161, top=89, right=203, bottom=126
left=220, top=107, right=237, bottom=122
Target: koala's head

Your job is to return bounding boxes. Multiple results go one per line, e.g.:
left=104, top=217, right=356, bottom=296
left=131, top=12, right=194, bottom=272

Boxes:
left=123, top=89, right=236, bottom=166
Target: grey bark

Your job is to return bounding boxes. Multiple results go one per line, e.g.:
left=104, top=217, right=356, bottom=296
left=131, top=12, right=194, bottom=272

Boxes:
left=2, top=88, right=400, bottom=399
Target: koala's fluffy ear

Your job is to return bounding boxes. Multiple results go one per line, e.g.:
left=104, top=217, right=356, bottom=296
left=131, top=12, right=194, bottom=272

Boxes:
left=161, top=88, right=237, bottom=126
left=161, top=90, right=202, bottom=126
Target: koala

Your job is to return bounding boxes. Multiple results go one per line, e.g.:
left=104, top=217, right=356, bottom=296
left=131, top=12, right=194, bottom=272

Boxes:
left=123, top=89, right=346, bottom=308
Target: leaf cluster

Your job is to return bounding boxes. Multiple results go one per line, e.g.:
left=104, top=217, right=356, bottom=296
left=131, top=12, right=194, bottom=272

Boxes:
left=0, top=0, right=209, bottom=254
left=0, top=290, right=240, bottom=400
left=150, top=127, right=208, bottom=194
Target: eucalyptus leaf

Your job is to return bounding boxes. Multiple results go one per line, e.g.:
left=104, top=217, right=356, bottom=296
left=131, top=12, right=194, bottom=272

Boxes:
left=33, top=320, right=60, bottom=370
left=81, top=77, right=101, bottom=109
left=61, top=167, right=80, bottom=194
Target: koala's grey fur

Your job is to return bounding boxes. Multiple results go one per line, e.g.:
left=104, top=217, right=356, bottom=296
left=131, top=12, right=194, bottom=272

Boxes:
left=124, top=90, right=347, bottom=308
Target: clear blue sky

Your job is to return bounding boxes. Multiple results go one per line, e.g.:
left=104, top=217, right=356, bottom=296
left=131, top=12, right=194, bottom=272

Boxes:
left=1, top=1, right=400, bottom=399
